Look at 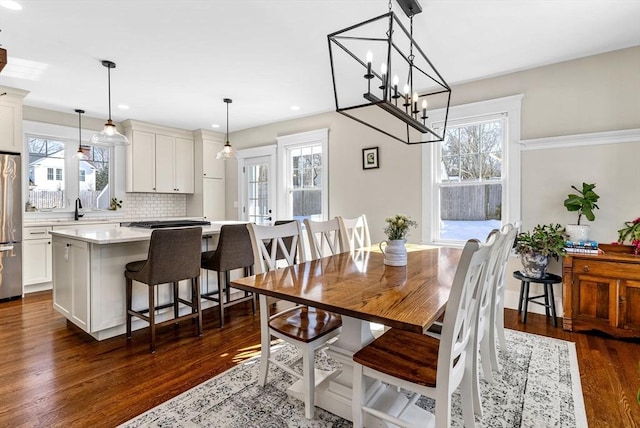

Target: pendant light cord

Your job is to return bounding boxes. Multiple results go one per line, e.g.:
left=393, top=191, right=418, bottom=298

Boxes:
left=226, top=101, right=229, bottom=144
left=107, top=65, right=112, bottom=121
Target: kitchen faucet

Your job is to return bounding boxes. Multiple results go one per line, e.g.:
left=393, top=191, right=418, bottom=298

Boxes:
left=74, top=198, right=84, bottom=220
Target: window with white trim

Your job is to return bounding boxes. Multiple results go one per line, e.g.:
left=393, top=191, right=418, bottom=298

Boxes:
left=277, top=129, right=329, bottom=222
left=422, top=95, right=522, bottom=245
left=24, top=120, right=120, bottom=213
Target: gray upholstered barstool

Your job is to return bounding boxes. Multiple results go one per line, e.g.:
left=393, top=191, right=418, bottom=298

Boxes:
left=125, top=227, right=203, bottom=352
left=201, top=224, right=255, bottom=327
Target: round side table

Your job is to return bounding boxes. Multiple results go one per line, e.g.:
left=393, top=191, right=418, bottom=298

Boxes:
left=513, top=271, right=563, bottom=327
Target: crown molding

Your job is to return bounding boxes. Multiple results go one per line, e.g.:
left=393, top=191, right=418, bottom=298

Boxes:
left=520, top=128, right=640, bottom=151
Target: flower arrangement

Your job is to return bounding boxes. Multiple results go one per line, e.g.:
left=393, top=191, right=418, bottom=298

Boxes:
left=109, top=198, right=123, bottom=210
left=383, top=214, right=417, bottom=241
left=617, top=216, right=640, bottom=254
left=514, top=224, right=569, bottom=261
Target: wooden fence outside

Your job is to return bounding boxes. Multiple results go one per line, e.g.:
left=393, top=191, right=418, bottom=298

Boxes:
left=441, top=184, right=502, bottom=220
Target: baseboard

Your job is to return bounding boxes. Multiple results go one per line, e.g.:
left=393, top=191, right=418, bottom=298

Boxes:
left=504, top=287, right=564, bottom=317
left=24, top=282, right=53, bottom=294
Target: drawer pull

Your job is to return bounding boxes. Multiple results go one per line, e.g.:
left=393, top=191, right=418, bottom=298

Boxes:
left=582, top=265, right=590, bottom=272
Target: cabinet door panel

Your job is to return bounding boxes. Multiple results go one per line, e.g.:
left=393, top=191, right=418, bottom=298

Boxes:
left=23, top=239, right=52, bottom=285
left=130, top=130, right=156, bottom=192
left=203, top=178, right=225, bottom=220
left=621, top=279, right=640, bottom=330
left=0, top=101, right=22, bottom=153
left=52, top=240, right=72, bottom=316
left=575, top=276, right=612, bottom=321
left=203, top=140, right=224, bottom=178
left=155, top=134, right=175, bottom=192
left=175, top=137, right=194, bottom=193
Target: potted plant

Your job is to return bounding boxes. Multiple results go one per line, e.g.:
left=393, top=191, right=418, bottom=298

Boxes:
left=617, top=216, right=640, bottom=255
left=563, top=182, right=600, bottom=241
left=380, top=214, right=417, bottom=266
left=514, top=224, right=568, bottom=278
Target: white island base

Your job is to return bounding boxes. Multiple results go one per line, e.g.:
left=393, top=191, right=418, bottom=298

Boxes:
left=50, top=223, right=240, bottom=340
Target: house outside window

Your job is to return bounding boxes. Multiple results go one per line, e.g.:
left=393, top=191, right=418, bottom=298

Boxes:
left=422, top=95, right=523, bottom=245
left=29, top=138, right=66, bottom=209
left=79, top=170, right=86, bottom=182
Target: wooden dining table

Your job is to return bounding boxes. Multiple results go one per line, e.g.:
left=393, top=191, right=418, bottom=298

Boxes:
left=231, top=244, right=463, bottom=421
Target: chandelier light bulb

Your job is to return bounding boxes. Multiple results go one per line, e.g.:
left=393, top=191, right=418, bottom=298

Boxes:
left=380, top=63, right=387, bottom=75
left=366, top=50, right=373, bottom=64
left=403, top=83, right=410, bottom=95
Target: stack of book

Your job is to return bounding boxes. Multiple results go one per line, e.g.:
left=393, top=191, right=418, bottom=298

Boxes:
left=564, top=240, right=599, bottom=254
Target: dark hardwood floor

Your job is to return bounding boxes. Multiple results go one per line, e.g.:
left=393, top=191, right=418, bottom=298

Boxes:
left=0, top=291, right=638, bottom=427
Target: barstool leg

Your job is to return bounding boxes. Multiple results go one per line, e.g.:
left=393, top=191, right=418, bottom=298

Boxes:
left=194, top=277, right=203, bottom=336
left=548, top=283, right=558, bottom=327
left=149, top=285, right=156, bottom=353
left=173, top=282, right=180, bottom=327
left=126, top=278, right=132, bottom=340
left=217, top=271, right=225, bottom=327
left=522, top=281, right=530, bottom=324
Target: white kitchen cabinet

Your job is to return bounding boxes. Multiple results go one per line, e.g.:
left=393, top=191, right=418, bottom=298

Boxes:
left=203, top=178, right=225, bottom=220
left=0, top=86, right=28, bottom=153
left=53, top=236, right=90, bottom=331
left=128, top=130, right=156, bottom=192
left=123, top=120, right=194, bottom=194
left=22, top=226, right=53, bottom=288
left=187, top=129, right=226, bottom=220
left=202, top=139, right=225, bottom=179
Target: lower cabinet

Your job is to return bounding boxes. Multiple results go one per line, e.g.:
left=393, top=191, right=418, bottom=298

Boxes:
left=23, top=226, right=52, bottom=288
left=53, top=237, right=90, bottom=331
left=562, top=245, right=640, bottom=338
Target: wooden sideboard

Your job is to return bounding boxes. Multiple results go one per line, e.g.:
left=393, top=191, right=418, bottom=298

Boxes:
left=562, top=244, right=640, bottom=338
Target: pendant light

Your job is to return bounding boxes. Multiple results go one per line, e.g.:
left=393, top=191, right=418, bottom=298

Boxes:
left=73, top=109, right=88, bottom=160
left=90, top=60, right=129, bottom=146
left=216, top=98, right=237, bottom=160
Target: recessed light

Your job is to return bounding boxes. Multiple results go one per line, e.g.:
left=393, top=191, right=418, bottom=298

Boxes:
left=117, top=104, right=129, bottom=110
left=211, top=124, right=220, bottom=128
left=0, top=1, right=22, bottom=10
left=290, top=105, right=300, bottom=111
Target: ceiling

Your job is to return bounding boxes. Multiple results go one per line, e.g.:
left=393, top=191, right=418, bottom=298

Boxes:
left=1, top=0, right=639, bottom=133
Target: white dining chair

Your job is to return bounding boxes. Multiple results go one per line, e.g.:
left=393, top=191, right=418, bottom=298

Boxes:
left=304, top=217, right=347, bottom=259
left=351, top=237, right=495, bottom=428
left=337, top=214, right=371, bottom=251
left=488, top=222, right=519, bottom=371
left=247, top=221, right=342, bottom=419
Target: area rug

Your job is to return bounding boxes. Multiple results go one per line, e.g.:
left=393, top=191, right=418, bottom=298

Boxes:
left=120, top=329, right=587, bottom=427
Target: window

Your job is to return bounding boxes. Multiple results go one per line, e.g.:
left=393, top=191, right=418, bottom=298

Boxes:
left=24, top=120, right=118, bottom=213
left=277, top=129, right=329, bottom=222
left=422, top=95, right=522, bottom=245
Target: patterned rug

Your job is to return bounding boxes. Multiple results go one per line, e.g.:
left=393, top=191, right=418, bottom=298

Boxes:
left=120, top=329, right=587, bottom=427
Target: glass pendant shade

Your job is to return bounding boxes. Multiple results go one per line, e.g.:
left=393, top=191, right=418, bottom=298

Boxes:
left=216, top=141, right=237, bottom=159
left=90, top=60, right=129, bottom=146
left=90, top=119, right=129, bottom=146
left=215, top=98, right=237, bottom=159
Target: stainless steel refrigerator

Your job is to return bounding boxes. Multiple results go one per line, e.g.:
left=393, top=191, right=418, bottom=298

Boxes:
left=0, top=152, right=22, bottom=300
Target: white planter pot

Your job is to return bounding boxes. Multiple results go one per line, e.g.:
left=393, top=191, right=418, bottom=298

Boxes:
left=566, top=224, right=590, bottom=242
left=379, top=239, right=407, bottom=266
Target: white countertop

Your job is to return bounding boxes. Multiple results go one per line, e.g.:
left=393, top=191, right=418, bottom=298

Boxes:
left=49, top=221, right=246, bottom=244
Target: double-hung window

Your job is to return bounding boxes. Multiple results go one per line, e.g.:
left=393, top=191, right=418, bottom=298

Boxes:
left=277, top=129, right=328, bottom=222
left=24, top=121, right=116, bottom=213
left=422, top=95, right=523, bottom=245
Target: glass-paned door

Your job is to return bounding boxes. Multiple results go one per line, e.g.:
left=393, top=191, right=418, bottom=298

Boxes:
left=242, top=154, right=275, bottom=225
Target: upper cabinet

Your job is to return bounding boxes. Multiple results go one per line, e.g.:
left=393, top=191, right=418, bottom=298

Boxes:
left=123, top=120, right=194, bottom=194
left=186, top=129, right=226, bottom=220
left=0, top=86, right=29, bottom=153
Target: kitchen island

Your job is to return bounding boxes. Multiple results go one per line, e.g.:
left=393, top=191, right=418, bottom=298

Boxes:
left=50, top=221, right=245, bottom=340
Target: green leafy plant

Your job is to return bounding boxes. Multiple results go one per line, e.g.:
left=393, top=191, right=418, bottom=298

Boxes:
left=514, top=224, right=569, bottom=261
left=563, top=182, right=600, bottom=225
left=383, top=214, right=417, bottom=241
left=617, top=217, right=640, bottom=245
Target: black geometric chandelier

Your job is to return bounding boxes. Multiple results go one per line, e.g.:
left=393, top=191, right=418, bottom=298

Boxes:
left=327, top=0, right=450, bottom=144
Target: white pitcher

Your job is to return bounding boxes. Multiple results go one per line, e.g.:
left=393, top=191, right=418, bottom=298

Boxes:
left=379, top=239, right=407, bottom=266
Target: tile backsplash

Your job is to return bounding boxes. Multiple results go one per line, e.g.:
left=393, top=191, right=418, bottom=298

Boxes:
left=124, top=193, right=186, bottom=218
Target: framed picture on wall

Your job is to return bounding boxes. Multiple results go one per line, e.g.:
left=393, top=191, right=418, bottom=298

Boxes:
left=362, top=147, right=379, bottom=170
